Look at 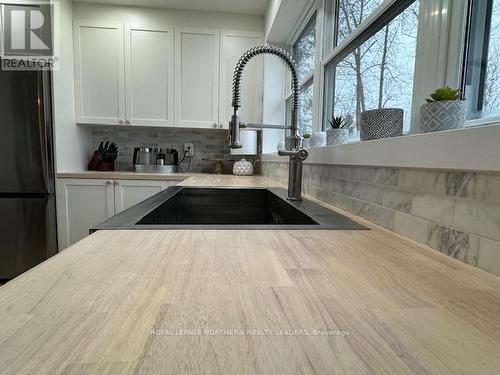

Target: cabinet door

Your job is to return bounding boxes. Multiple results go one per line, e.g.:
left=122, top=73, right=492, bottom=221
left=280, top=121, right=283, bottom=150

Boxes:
left=57, top=179, right=114, bottom=249
left=219, top=30, right=263, bottom=128
left=73, top=21, right=125, bottom=125
left=125, top=25, right=174, bottom=127
left=114, top=180, right=170, bottom=213
left=175, top=27, right=220, bottom=129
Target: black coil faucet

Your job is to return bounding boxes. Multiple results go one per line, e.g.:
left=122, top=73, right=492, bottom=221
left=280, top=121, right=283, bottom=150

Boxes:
left=229, top=45, right=301, bottom=150
left=228, top=45, right=308, bottom=200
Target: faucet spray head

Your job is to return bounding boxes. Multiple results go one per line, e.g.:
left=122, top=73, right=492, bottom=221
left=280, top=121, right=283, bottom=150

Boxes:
left=228, top=112, right=242, bottom=149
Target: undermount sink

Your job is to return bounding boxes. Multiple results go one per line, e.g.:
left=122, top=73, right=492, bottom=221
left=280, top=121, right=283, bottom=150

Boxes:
left=92, top=187, right=368, bottom=231
left=137, top=188, right=318, bottom=225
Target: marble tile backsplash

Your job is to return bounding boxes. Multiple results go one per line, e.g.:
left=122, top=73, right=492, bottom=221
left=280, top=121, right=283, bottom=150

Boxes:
left=262, top=161, right=500, bottom=277
left=92, top=127, right=259, bottom=174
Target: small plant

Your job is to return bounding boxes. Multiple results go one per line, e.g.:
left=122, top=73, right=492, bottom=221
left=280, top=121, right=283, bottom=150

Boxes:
left=328, top=115, right=346, bottom=129
left=426, top=87, right=461, bottom=103
left=302, top=133, right=311, bottom=139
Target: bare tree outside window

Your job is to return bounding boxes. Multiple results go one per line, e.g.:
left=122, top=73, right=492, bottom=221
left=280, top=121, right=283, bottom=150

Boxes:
left=289, top=14, right=317, bottom=135
left=326, top=0, right=419, bottom=134
left=293, top=15, right=316, bottom=82
left=337, top=0, right=385, bottom=44
left=298, top=83, right=314, bottom=134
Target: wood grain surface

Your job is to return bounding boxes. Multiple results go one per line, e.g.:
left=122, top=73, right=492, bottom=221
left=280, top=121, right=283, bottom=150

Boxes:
left=1, top=175, right=500, bottom=374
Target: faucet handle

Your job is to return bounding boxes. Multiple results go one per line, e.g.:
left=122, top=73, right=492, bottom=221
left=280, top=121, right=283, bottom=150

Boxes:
left=278, top=148, right=308, bottom=161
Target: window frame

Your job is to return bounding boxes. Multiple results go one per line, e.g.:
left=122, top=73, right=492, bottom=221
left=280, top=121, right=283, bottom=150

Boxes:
left=461, top=0, right=500, bottom=123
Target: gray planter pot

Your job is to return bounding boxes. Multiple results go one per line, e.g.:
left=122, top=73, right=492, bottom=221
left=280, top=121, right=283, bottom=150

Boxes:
left=360, top=108, right=403, bottom=141
left=326, top=128, right=349, bottom=145
left=419, top=100, right=466, bottom=133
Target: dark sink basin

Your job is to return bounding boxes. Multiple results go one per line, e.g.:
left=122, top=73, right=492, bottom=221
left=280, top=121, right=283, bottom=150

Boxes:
left=137, top=188, right=318, bottom=225
left=91, top=186, right=367, bottom=231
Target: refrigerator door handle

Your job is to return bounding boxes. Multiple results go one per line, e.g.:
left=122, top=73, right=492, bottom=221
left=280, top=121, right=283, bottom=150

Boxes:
left=37, top=70, right=50, bottom=194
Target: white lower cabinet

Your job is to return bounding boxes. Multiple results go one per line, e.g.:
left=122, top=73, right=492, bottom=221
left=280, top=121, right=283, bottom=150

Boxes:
left=57, top=178, right=173, bottom=249
left=113, top=179, right=170, bottom=213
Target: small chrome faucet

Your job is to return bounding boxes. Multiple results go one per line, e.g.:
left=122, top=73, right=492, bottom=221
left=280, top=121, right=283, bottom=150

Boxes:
left=228, top=45, right=309, bottom=201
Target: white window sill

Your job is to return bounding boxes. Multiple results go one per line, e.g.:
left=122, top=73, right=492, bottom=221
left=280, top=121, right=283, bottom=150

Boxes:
left=262, top=122, right=500, bottom=172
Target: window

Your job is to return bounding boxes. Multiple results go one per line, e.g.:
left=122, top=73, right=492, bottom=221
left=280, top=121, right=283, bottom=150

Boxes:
left=324, top=0, right=419, bottom=135
left=336, top=0, right=386, bottom=44
left=286, top=11, right=317, bottom=136
left=292, top=14, right=317, bottom=82
left=464, top=0, right=500, bottom=121
left=299, top=82, right=314, bottom=134
left=285, top=82, right=314, bottom=135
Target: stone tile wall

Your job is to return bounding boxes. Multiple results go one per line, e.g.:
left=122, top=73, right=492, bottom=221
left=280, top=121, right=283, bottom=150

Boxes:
left=262, top=161, right=500, bottom=277
left=92, top=127, right=259, bottom=174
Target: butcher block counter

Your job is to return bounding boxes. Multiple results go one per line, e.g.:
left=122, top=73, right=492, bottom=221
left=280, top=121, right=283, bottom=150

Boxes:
left=1, top=175, right=500, bottom=374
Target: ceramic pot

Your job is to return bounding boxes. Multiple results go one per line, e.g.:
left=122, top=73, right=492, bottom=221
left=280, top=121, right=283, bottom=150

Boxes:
left=419, top=100, right=466, bottom=133
left=360, top=108, right=403, bottom=141
left=302, top=138, right=311, bottom=149
left=309, top=132, right=327, bottom=148
left=233, top=158, right=253, bottom=176
left=326, top=128, right=349, bottom=145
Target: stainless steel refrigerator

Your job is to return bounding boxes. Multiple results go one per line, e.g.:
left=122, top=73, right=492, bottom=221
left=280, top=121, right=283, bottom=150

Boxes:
left=0, top=66, right=58, bottom=280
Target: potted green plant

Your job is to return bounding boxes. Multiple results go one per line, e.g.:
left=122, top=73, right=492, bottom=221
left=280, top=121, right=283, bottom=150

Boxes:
left=327, top=115, right=350, bottom=145
left=302, top=133, right=311, bottom=149
left=420, top=87, right=466, bottom=133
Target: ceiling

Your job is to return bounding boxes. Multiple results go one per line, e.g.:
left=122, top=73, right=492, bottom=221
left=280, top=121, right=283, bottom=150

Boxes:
left=75, top=0, right=270, bottom=16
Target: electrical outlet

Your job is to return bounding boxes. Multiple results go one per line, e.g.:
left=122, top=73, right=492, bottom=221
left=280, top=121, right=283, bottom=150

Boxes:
left=184, top=143, right=194, bottom=156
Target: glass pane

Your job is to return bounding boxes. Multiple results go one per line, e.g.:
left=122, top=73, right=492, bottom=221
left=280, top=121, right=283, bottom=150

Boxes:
left=465, top=0, right=500, bottom=120
left=293, top=15, right=316, bottom=82
left=336, top=0, right=386, bottom=45
left=325, top=1, right=419, bottom=135
left=298, top=83, right=314, bottom=135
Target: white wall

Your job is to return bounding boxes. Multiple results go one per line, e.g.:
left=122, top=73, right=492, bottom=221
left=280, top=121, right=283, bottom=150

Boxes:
left=262, top=54, right=286, bottom=154
left=73, top=3, right=264, bottom=31
left=265, top=0, right=281, bottom=40
left=53, top=0, right=93, bottom=172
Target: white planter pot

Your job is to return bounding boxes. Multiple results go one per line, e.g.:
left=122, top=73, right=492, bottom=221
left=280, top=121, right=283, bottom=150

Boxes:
left=302, top=138, right=311, bottom=149
left=309, top=132, right=327, bottom=148
left=326, top=128, right=349, bottom=145
left=419, top=100, right=466, bottom=133
left=360, top=108, right=403, bottom=141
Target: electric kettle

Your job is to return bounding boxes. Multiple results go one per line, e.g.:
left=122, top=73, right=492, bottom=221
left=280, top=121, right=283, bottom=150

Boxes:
left=133, top=147, right=152, bottom=165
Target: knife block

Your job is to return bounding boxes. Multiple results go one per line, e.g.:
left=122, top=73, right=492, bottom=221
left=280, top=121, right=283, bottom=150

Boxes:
left=88, top=151, right=115, bottom=171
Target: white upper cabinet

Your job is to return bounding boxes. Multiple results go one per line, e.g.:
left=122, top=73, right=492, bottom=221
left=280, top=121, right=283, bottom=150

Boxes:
left=125, top=25, right=174, bottom=127
left=219, top=30, right=263, bottom=128
left=175, top=27, right=220, bottom=129
left=73, top=20, right=263, bottom=130
left=73, top=21, right=125, bottom=125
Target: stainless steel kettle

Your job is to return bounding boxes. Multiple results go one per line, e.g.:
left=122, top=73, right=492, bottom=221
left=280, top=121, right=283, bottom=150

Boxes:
left=133, top=147, right=152, bottom=165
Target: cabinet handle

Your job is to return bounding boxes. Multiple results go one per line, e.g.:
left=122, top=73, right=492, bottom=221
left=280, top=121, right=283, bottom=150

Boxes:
left=118, top=119, right=124, bottom=124
left=106, top=180, right=111, bottom=185
left=125, top=120, right=130, bottom=124
left=219, top=123, right=224, bottom=128
left=213, top=123, right=217, bottom=128
left=114, top=181, right=119, bottom=186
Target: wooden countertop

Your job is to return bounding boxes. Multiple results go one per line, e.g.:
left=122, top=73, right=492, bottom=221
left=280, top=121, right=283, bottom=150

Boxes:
left=2, top=176, right=500, bottom=374
left=57, top=171, right=206, bottom=181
